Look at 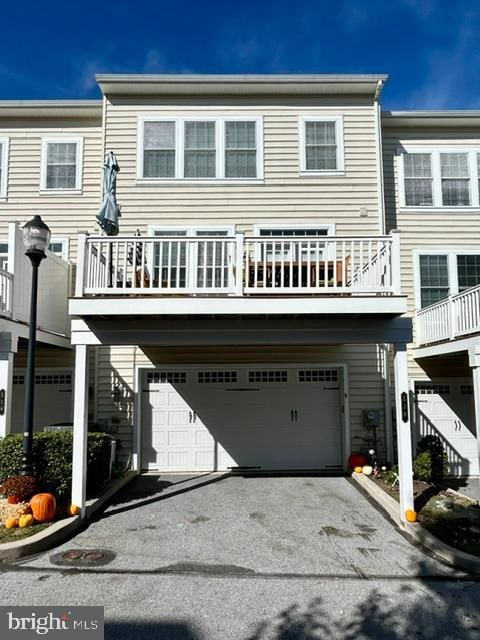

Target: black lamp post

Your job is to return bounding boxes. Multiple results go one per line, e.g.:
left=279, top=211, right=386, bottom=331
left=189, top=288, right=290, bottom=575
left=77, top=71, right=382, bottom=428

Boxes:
left=20, top=215, right=51, bottom=477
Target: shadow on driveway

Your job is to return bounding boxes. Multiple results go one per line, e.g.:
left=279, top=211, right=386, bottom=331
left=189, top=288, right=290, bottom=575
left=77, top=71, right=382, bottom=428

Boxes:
left=98, top=473, right=231, bottom=520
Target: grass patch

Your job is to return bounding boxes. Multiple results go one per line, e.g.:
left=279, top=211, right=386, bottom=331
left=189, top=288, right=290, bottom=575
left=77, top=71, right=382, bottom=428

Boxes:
left=0, top=523, right=50, bottom=544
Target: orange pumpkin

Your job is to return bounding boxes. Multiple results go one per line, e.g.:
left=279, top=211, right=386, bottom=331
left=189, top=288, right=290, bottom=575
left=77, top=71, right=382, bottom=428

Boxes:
left=405, top=509, right=418, bottom=523
left=30, top=493, right=56, bottom=523
left=68, top=504, right=80, bottom=516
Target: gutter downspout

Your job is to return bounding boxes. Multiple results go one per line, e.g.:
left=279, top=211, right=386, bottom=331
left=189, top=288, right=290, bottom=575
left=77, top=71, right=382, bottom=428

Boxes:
left=374, top=79, right=386, bottom=235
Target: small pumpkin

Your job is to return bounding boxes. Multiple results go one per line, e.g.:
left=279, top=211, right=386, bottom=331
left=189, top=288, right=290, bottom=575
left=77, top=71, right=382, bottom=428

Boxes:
left=405, top=509, right=418, bottom=523
left=30, top=493, right=56, bottom=523
left=7, top=495, right=19, bottom=504
left=4, top=517, right=18, bottom=529
left=362, top=465, right=373, bottom=476
left=18, top=514, right=34, bottom=528
left=354, top=466, right=363, bottom=473
left=68, top=504, right=80, bottom=516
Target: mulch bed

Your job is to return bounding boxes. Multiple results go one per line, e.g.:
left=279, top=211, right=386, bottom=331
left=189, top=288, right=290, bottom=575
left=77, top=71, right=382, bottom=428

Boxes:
left=370, top=474, right=480, bottom=556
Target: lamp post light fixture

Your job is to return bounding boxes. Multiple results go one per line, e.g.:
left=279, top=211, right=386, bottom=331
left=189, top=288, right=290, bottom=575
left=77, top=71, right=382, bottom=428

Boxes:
left=20, top=215, right=51, bottom=476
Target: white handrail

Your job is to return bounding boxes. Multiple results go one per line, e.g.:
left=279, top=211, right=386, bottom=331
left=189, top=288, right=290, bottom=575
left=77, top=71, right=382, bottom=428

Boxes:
left=78, top=233, right=398, bottom=297
left=0, top=267, right=13, bottom=317
left=416, top=284, right=480, bottom=345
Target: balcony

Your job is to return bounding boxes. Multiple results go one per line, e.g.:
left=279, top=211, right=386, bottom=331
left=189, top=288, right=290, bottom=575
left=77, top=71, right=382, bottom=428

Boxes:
left=70, top=232, right=406, bottom=319
left=416, top=285, right=480, bottom=347
left=0, top=223, right=71, bottom=344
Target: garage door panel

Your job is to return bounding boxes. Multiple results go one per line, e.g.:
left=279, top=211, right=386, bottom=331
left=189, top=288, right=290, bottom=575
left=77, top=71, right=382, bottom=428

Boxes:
left=415, top=380, right=478, bottom=476
left=142, top=367, right=343, bottom=472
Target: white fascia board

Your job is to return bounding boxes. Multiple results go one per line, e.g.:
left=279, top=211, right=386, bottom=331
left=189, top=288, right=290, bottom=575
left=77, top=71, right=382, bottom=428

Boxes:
left=413, top=335, right=480, bottom=359
left=69, top=296, right=407, bottom=317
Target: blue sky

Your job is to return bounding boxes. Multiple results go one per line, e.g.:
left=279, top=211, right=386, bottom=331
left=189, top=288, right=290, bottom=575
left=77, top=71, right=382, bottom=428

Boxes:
left=1, top=0, right=479, bottom=109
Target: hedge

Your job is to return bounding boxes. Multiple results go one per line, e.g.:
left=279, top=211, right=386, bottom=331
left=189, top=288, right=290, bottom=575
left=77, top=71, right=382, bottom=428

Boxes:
left=0, top=432, right=113, bottom=499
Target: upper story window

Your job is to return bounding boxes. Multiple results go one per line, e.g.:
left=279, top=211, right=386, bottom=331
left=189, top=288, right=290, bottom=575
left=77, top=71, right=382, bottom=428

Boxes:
left=400, top=148, right=480, bottom=208
left=41, top=138, right=83, bottom=192
left=299, top=117, right=344, bottom=176
left=0, top=139, right=8, bottom=198
left=139, top=117, right=263, bottom=181
left=416, top=250, right=480, bottom=308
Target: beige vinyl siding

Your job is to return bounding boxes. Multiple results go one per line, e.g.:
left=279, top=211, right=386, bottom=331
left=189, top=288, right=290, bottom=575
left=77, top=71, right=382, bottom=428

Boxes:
left=0, top=118, right=103, bottom=262
left=105, top=99, right=381, bottom=235
left=96, top=344, right=387, bottom=460
left=382, top=125, right=480, bottom=379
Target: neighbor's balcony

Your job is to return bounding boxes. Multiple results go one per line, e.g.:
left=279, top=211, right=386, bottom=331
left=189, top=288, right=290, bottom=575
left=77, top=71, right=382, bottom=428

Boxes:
left=0, top=222, right=70, bottom=337
left=71, top=232, right=405, bottom=318
left=416, top=284, right=480, bottom=346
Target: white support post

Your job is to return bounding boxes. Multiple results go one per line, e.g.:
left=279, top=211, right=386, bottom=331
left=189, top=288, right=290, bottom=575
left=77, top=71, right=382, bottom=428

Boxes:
left=390, top=230, right=401, bottom=295
left=468, top=343, right=480, bottom=479
left=75, top=233, right=88, bottom=297
left=393, top=343, right=414, bottom=521
left=0, top=350, right=14, bottom=438
left=235, top=233, right=244, bottom=296
left=71, top=344, right=89, bottom=517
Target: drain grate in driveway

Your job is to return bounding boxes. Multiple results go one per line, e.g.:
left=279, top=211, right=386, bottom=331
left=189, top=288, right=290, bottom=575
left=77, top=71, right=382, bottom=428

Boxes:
left=50, top=549, right=116, bottom=567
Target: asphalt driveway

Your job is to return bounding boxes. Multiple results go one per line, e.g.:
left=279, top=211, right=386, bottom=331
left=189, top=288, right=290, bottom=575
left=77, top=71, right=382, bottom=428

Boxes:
left=2, top=474, right=479, bottom=640
left=21, top=473, right=450, bottom=577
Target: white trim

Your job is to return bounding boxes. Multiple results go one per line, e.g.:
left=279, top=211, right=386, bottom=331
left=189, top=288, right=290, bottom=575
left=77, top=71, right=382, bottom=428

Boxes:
left=253, top=223, right=336, bottom=235
left=147, top=224, right=236, bottom=237
left=0, top=138, right=9, bottom=199
left=134, top=362, right=350, bottom=473
left=137, top=115, right=264, bottom=182
left=413, top=248, right=480, bottom=310
left=299, top=115, right=345, bottom=176
left=47, top=237, right=69, bottom=261
left=40, top=137, right=83, bottom=193
left=374, top=96, right=385, bottom=233
left=398, top=146, right=480, bottom=208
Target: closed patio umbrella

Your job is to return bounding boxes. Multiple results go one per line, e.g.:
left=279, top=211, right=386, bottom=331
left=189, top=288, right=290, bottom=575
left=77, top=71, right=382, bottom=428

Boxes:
left=96, top=151, right=121, bottom=236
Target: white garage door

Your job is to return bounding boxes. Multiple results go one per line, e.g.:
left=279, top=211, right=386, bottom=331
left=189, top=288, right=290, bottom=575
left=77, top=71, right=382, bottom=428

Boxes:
left=141, top=367, right=343, bottom=472
left=415, top=380, right=478, bottom=476
left=12, top=370, right=73, bottom=433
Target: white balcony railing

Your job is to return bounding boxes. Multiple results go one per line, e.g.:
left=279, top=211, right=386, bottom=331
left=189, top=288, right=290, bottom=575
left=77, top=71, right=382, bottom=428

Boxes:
left=416, top=284, right=480, bottom=346
left=0, top=268, right=13, bottom=317
left=0, top=223, right=71, bottom=337
left=76, top=232, right=401, bottom=298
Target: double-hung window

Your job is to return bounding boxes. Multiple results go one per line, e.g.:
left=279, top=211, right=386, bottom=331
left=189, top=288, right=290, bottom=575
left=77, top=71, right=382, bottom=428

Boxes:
left=41, top=138, right=82, bottom=191
left=139, top=117, right=262, bottom=180
left=401, top=148, right=480, bottom=207
left=416, top=250, right=480, bottom=308
left=300, top=117, right=344, bottom=175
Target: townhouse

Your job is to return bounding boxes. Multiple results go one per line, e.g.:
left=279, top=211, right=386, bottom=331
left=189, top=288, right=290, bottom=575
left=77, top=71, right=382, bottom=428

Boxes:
left=0, top=74, right=478, bottom=520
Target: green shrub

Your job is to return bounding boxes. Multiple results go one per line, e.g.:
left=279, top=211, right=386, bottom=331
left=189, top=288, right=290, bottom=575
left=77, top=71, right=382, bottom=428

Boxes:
left=383, top=465, right=398, bottom=485
left=0, top=432, right=113, bottom=499
left=413, top=435, right=448, bottom=483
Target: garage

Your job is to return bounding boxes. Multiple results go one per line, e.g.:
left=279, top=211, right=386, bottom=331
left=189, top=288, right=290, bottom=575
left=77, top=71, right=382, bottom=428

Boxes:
left=11, top=369, right=73, bottom=433
left=140, top=366, right=344, bottom=472
left=415, top=379, right=478, bottom=475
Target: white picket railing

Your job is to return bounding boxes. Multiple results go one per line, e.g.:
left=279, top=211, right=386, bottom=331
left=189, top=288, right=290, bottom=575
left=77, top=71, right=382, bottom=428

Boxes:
left=76, top=233, right=400, bottom=297
left=0, top=268, right=13, bottom=317
left=416, top=284, right=480, bottom=346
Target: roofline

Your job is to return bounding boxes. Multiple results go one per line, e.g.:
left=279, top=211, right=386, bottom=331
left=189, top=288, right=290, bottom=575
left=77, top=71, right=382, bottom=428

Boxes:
left=382, top=110, right=480, bottom=127
left=0, top=100, right=103, bottom=118
left=96, top=73, right=388, bottom=97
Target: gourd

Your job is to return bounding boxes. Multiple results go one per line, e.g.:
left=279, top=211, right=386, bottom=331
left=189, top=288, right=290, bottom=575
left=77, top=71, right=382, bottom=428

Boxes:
left=354, top=466, right=363, bottom=473
left=30, top=493, right=56, bottom=523
left=68, top=504, right=80, bottom=516
left=18, top=514, right=34, bottom=528
left=405, top=509, right=418, bottom=523
left=362, top=465, right=373, bottom=476
left=5, top=517, right=18, bottom=529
